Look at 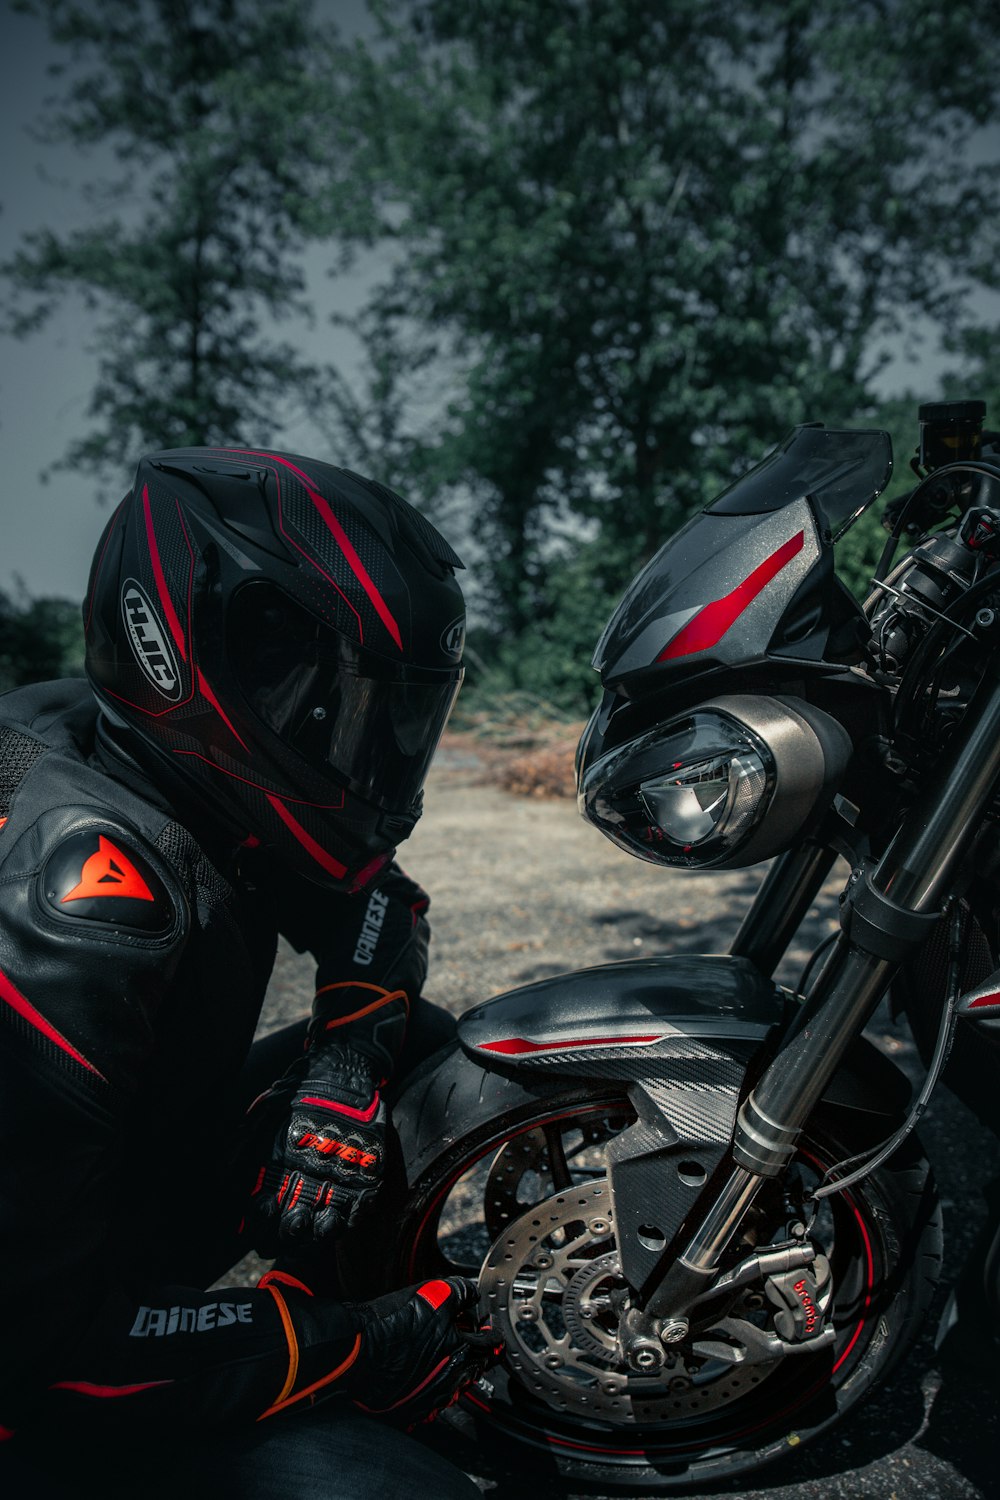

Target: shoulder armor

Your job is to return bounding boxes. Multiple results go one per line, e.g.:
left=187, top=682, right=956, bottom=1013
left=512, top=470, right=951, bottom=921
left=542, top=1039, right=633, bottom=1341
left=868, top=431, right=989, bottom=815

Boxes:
left=39, top=824, right=176, bottom=936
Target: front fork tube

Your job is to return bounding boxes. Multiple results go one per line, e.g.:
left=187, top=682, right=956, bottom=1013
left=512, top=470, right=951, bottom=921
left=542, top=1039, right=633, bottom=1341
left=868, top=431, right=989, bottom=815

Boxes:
left=645, top=667, right=1000, bottom=1323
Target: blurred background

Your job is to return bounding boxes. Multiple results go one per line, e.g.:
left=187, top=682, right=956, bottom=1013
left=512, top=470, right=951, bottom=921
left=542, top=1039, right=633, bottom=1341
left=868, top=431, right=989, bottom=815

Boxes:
left=3, top=0, right=1000, bottom=746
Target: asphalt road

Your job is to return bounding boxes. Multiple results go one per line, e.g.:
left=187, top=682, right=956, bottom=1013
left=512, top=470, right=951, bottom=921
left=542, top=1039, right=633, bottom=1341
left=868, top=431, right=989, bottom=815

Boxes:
left=262, top=756, right=999, bottom=1500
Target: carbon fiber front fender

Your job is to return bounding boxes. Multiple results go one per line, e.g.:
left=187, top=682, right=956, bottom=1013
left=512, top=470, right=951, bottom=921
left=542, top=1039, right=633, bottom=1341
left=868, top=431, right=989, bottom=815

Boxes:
left=458, top=955, right=784, bottom=1295
left=457, top=953, right=911, bottom=1298
left=457, top=954, right=783, bottom=1067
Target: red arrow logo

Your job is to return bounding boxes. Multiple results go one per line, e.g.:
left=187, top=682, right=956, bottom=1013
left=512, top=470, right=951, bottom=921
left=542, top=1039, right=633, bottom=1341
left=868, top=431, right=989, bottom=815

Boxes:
left=61, top=835, right=155, bottom=904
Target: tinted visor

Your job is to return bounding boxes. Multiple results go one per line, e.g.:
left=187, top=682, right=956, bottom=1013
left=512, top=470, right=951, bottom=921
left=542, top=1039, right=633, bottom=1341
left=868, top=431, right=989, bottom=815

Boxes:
left=230, top=583, right=462, bottom=811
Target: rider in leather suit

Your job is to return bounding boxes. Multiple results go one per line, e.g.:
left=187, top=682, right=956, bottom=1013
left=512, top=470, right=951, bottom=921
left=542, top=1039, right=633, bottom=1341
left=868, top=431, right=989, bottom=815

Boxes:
left=0, top=449, right=489, bottom=1498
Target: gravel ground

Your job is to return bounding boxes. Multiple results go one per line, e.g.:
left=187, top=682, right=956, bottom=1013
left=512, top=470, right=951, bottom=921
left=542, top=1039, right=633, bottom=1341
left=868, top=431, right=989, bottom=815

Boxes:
left=256, top=753, right=999, bottom=1500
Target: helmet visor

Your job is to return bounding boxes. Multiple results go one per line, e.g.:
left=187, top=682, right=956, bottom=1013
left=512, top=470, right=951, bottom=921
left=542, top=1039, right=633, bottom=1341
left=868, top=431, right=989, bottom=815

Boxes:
left=230, top=583, right=462, bottom=810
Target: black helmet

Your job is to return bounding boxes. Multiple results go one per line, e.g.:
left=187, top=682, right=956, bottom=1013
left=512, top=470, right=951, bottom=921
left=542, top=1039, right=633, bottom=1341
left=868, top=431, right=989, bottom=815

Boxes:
left=84, top=447, right=465, bottom=890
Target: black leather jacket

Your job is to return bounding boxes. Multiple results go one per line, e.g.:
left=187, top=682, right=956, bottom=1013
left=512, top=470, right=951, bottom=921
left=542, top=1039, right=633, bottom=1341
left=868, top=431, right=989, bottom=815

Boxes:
left=0, top=680, right=430, bottom=1437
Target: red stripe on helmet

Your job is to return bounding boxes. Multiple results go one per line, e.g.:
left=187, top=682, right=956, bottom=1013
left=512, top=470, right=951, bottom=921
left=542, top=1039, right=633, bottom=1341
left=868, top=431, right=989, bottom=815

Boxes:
left=197, top=669, right=248, bottom=750
left=173, top=751, right=344, bottom=808
left=657, top=530, right=805, bottom=662
left=968, top=991, right=1000, bottom=1009
left=223, top=449, right=403, bottom=651
left=0, top=965, right=107, bottom=1080
left=265, top=793, right=348, bottom=879
left=141, top=485, right=188, bottom=662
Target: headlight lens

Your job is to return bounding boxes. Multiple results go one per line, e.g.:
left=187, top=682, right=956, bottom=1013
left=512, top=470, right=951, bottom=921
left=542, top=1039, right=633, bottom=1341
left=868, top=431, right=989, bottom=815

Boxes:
left=639, top=746, right=770, bottom=849
left=579, top=710, right=775, bottom=869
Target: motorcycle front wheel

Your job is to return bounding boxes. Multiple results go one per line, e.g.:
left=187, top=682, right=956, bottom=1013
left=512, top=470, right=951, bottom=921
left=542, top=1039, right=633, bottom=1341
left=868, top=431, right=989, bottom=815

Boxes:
left=339, top=1044, right=942, bottom=1493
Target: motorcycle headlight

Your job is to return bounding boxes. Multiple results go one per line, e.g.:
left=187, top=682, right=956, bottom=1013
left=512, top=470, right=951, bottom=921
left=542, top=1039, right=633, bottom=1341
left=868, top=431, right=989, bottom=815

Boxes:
left=578, top=695, right=850, bottom=870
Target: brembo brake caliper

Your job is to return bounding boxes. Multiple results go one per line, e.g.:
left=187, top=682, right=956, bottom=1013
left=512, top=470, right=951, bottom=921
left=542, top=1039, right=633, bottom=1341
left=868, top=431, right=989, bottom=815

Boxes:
left=618, top=1241, right=835, bottom=1371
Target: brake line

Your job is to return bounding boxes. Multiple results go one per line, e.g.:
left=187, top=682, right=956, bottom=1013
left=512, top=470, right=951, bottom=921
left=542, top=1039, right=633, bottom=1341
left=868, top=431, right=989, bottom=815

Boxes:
left=807, top=900, right=963, bottom=1207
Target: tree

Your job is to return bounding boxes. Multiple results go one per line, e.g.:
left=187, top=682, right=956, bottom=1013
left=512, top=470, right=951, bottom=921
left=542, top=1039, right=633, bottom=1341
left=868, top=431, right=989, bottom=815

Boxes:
left=3, top=0, right=335, bottom=485
left=0, top=582, right=84, bottom=691
left=326, top=0, right=1000, bottom=665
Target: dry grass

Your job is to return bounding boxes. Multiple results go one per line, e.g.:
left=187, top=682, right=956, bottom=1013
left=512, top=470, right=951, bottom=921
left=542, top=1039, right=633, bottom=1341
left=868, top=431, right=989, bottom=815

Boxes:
left=441, top=698, right=587, bottom=799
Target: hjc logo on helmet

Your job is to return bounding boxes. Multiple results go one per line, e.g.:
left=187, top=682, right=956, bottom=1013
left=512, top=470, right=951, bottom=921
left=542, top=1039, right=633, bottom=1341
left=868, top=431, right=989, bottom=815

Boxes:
left=121, top=580, right=181, bottom=700
left=440, top=618, right=465, bottom=659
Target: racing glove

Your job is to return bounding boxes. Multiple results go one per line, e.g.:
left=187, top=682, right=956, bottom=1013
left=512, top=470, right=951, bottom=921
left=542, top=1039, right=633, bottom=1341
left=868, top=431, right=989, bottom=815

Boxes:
left=258, top=1271, right=501, bottom=1428
left=250, top=982, right=407, bottom=1249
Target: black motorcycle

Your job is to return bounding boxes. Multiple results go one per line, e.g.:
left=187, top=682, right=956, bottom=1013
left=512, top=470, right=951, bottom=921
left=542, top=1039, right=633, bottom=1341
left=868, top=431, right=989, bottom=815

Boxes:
left=341, top=400, right=1000, bottom=1491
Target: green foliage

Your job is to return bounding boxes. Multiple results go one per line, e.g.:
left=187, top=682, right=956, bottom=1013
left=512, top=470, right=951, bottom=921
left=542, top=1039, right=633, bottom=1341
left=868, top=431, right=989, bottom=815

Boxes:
left=3, top=0, right=334, bottom=486
left=460, top=536, right=634, bottom=717
left=0, top=584, right=84, bottom=692
left=833, top=346, right=1000, bottom=601
left=327, top=0, right=1000, bottom=653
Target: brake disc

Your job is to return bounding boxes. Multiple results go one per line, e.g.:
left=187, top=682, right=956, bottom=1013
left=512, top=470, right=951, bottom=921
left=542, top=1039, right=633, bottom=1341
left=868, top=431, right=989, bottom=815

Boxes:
left=479, top=1178, right=769, bottom=1423
left=483, top=1130, right=549, bottom=1239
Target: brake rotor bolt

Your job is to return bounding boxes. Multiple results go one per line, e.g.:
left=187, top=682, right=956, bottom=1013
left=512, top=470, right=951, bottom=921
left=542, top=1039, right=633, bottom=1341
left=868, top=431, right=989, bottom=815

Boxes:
left=589, top=1218, right=609, bottom=1235
left=543, top=1354, right=564, bottom=1369
left=660, top=1319, right=689, bottom=1345
left=580, top=1304, right=595, bottom=1320
left=669, top=1375, right=691, bottom=1392
left=518, top=1304, right=538, bottom=1322
left=534, top=1252, right=554, bottom=1269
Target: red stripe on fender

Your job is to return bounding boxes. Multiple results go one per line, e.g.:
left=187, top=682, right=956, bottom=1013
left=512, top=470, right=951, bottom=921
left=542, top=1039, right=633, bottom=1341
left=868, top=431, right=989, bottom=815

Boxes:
left=480, top=1033, right=662, bottom=1056
left=298, top=1091, right=381, bottom=1123
left=224, top=449, right=403, bottom=651
left=50, top=1379, right=172, bottom=1398
left=417, top=1279, right=453, bottom=1310
left=265, top=794, right=348, bottom=879
left=968, top=991, right=1000, bottom=1009
left=657, top=530, right=805, bottom=662
left=141, top=485, right=188, bottom=662
left=0, top=966, right=107, bottom=1081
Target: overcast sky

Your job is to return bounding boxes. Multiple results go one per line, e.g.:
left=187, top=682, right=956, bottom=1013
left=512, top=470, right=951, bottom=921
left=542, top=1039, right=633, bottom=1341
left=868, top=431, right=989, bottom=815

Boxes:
left=0, top=0, right=375, bottom=604
left=2, top=0, right=999, bottom=605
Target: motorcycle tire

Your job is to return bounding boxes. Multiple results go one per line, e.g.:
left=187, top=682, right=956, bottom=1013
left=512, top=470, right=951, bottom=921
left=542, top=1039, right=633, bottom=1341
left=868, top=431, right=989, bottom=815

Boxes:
left=339, top=1042, right=942, bottom=1494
